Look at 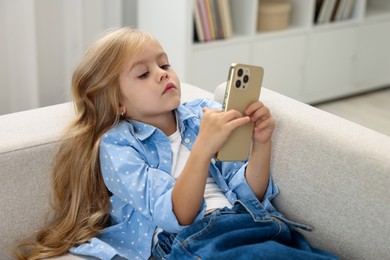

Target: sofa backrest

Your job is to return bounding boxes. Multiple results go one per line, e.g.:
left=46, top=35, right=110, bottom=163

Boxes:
left=1, top=82, right=390, bottom=260
left=216, top=83, right=390, bottom=260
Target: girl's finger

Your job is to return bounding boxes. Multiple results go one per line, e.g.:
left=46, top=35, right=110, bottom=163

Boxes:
left=227, top=116, right=251, bottom=130
left=202, top=107, right=220, bottom=113
left=250, top=106, right=270, bottom=122
left=254, top=117, right=275, bottom=131
left=245, top=101, right=263, bottom=116
left=223, top=109, right=244, bottom=121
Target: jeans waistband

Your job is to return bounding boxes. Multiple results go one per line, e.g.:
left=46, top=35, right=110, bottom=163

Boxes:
left=233, top=181, right=312, bottom=231
left=233, top=197, right=272, bottom=222
left=233, top=197, right=312, bottom=231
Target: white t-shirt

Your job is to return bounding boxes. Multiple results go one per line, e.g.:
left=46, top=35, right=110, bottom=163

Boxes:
left=153, top=117, right=232, bottom=245
left=168, top=125, right=232, bottom=211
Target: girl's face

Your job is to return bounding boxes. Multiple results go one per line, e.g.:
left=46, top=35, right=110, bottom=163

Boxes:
left=119, top=39, right=181, bottom=123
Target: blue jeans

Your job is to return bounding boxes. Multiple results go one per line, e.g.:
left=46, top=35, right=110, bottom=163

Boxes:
left=152, top=197, right=338, bottom=260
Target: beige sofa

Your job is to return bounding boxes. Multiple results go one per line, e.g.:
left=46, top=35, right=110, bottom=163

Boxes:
left=1, top=83, right=389, bottom=260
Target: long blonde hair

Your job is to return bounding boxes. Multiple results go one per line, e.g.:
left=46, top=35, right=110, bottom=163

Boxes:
left=15, top=28, right=154, bottom=259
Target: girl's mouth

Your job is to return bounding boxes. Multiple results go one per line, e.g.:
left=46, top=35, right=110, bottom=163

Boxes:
left=163, top=83, right=176, bottom=94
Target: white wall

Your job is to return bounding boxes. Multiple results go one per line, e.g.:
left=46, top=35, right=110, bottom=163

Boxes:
left=0, top=0, right=137, bottom=115
left=0, top=0, right=39, bottom=114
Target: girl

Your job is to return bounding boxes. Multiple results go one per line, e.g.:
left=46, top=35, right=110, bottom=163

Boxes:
left=15, top=28, right=336, bottom=260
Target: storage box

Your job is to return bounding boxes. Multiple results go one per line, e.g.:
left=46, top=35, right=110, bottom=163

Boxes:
left=257, top=0, right=292, bottom=32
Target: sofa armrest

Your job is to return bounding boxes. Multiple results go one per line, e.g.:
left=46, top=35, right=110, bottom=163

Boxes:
left=216, top=83, right=390, bottom=259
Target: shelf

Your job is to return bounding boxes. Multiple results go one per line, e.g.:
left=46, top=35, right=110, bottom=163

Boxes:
left=365, top=8, right=390, bottom=23
left=193, top=0, right=313, bottom=44
left=192, top=35, right=252, bottom=50
left=365, top=0, right=390, bottom=21
left=254, top=26, right=309, bottom=40
left=312, top=18, right=360, bottom=32
left=138, top=0, right=390, bottom=103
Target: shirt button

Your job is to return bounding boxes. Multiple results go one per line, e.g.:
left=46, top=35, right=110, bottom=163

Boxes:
left=211, top=158, right=216, bottom=164
left=184, top=138, right=191, bottom=144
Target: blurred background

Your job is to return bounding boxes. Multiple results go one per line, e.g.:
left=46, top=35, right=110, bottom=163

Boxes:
left=0, top=0, right=389, bottom=135
left=0, top=0, right=137, bottom=115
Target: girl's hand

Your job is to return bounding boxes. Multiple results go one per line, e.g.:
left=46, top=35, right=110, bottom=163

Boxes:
left=173, top=108, right=250, bottom=225
left=196, top=108, right=251, bottom=158
left=243, top=101, right=274, bottom=201
left=244, top=101, right=275, bottom=145
left=173, top=107, right=250, bottom=224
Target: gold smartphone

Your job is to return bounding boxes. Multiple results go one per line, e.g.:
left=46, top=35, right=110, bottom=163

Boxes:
left=215, top=63, right=264, bottom=161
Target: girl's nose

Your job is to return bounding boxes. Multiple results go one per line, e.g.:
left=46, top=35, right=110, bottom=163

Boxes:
left=159, top=69, right=168, bottom=81
left=160, top=74, right=168, bottom=81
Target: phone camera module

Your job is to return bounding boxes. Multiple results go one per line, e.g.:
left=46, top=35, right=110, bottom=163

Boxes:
left=234, top=66, right=250, bottom=91
left=235, top=80, right=241, bottom=88
left=237, top=68, right=243, bottom=77
left=243, top=75, right=249, bottom=83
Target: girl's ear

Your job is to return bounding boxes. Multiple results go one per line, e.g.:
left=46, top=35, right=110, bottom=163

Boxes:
left=118, top=103, right=127, bottom=118
left=118, top=103, right=126, bottom=117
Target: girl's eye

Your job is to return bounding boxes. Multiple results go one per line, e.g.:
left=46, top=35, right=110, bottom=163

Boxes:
left=138, top=72, right=149, bottom=79
left=161, top=64, right=170, bottom=70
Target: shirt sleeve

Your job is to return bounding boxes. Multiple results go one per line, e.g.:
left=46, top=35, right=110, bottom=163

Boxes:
left=186, top=98, right=279, bottom=207
left=100, top=131, right=205, bottom=233
left=221, top=161, right=279, bottom=208
left=184, top=98, right=222, bottom=116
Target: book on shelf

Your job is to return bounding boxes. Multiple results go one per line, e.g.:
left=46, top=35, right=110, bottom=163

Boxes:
left=334, top=0, right=348, bottom=20
left=335, top=0, right=356, bottom=21
left=314, top=0, right=325, bottom=23
left=342, top=0, right=355, bottom=20
left=316, top=0, right=336, bottom=24
left=217, top=0, right=233, bottom=38
left=193, top=0, right=233, bottom=43
left=210, top=0, right=223, bottom=39
left=330, top=0, right=341, bottom=21
left=314, top=0, right=355, bottom=24
left=195, top=0, right=212, bottom=41
left=194, top=0, right=205, bottom=42
left=205, top=0, right=217, bottom=40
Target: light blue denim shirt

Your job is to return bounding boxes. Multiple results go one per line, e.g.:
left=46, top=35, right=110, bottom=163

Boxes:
left=70, top=98, right=279, bottom=260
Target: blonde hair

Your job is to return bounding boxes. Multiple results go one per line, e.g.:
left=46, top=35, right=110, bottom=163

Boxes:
left=15, top=28, right=154, bottom=259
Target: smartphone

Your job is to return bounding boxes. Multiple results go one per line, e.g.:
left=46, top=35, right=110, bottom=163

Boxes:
left=215, top=63, right=264, bottom=161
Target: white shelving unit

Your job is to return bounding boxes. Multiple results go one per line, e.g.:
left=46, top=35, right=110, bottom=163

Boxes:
left=356, top=0, right=390, bottom=91
left=138, top=0, right=390, bottom=103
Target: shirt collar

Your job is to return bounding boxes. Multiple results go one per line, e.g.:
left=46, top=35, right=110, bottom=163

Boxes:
left=176, top=103, right=198, bottom=134
left=126, top=103, right=197, bottom=141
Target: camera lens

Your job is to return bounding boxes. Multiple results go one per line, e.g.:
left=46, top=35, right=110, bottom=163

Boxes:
left=237, top=68, right=243, bottom=77
left=235, top=80, right=241, bottom=88
left=243, top=75, right=249, bottom=83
